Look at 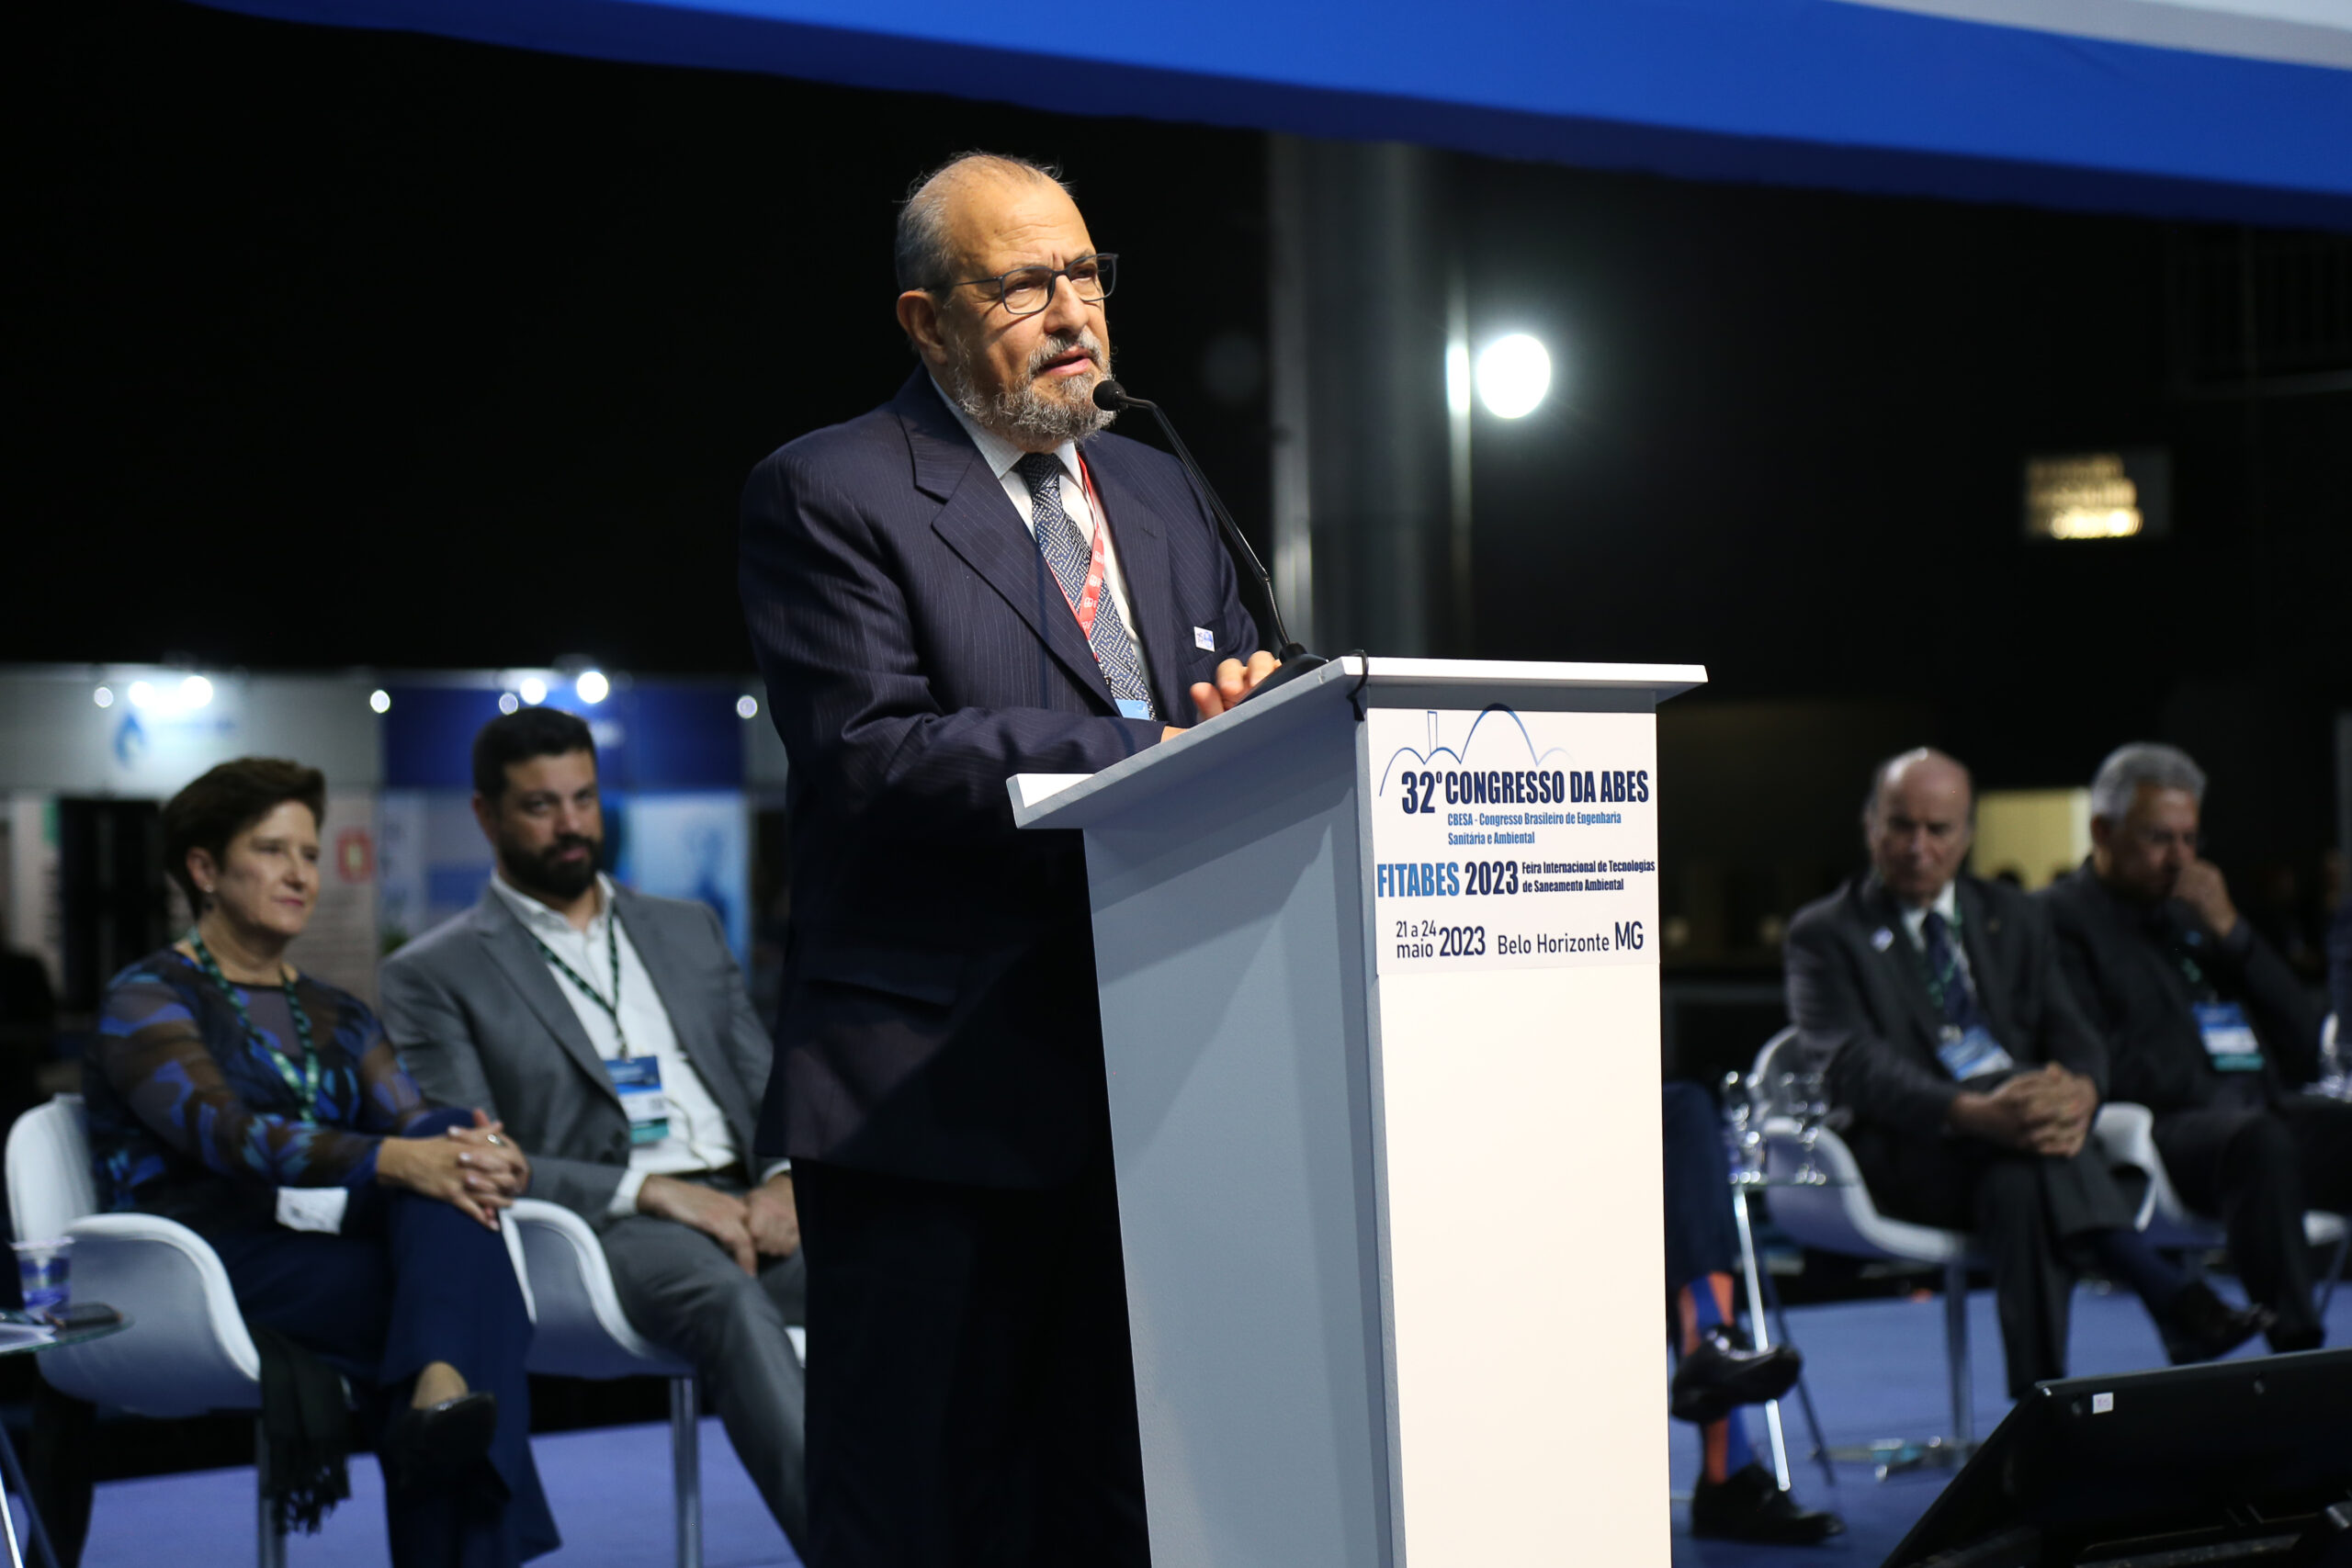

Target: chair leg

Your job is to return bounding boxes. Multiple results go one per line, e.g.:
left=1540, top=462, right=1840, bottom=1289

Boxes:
left=2316, top=1231, right=2348, bottom=1319
left=253, top=1422, right=286, bottom=1568
left=1942, top=1260, right=1974, bottom=1453
left=670, top=1377, right=702, bottom=1568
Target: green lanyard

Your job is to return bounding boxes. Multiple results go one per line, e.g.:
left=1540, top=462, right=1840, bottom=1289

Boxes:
left=531, top=914, right=630, bottom=1058
left=188, top=930, right=321, bottom=1123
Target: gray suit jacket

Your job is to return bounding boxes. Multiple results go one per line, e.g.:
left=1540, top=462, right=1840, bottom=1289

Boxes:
left=378, top=884, right=775, bottom=1224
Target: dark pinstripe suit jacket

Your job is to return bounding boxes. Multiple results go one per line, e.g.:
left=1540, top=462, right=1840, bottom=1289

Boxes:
left=739, top=370, right=1257, bottom=1186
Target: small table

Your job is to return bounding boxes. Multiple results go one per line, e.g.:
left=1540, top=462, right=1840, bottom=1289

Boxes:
left=0, top=1309, right=133, bottom=1568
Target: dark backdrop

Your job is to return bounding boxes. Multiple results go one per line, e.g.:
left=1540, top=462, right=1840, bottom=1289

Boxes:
left=14, top=0, right=2348, bottom=960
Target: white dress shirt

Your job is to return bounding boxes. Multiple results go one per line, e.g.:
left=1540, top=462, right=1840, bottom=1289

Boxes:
left=931, top=378, right=1144, bottom=640
left=490, top=873, right=771, bottom=1215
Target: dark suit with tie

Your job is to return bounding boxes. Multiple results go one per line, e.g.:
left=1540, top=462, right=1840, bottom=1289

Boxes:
left=2041, top=863, right=2347, bottom=1348
left=1785, top=872, right=2133, bottom=1395
left=739, top=370, right=1255, bottom=1567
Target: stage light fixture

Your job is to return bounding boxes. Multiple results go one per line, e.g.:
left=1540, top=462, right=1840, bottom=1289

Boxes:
left=518, top=677, right=548, bottom=705
left=369, top=690, right=391, bottom=714
left=93, top=686, right=113, bottom=708
left=1475, top=334, right=1551, bottom=419
left=498, top=692, right=521, bottom=715
left=575, top=671, right=610, bottom=705
left=736, top=695, right=759, bottom=720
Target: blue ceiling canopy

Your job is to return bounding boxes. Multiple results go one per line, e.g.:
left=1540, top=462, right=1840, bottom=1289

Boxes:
left=194, top=0, right=2352, bottom=228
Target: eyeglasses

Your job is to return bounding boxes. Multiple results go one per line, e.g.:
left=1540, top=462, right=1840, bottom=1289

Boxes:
left=934, top=254, right=1117, bottom=318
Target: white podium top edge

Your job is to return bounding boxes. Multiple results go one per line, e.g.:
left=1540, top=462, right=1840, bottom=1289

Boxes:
left=1011, top=655, right=1706, bottom=829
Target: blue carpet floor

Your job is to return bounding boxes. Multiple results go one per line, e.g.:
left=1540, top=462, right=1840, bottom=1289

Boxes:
left=1668, top=1280, right=2352, bottom=1566
left=62, top=1282, right=2349, bottom=1567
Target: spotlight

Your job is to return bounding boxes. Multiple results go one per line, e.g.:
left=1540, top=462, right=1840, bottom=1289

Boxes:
left=735, top=695, right=759, bottom=720
left=498, top=692, right=521, bottom=715
left=127, top=681, right=156, bottom=709
left=93, top=686, right=114, bottom=708
left=518, top=676, right=548, bottom=705
left=369, top=690, right=391, bottom=714
left=575, top=671, right=610, bottom=705
left=180, top=675, right=213, bottom=709
left=1475, top=334, right=1552, bottom=419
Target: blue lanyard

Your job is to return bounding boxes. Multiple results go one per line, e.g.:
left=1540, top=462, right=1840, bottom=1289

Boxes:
left=187, top=930, right=321, bottom=1122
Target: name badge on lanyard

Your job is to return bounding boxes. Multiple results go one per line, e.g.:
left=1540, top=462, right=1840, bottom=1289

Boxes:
left=2193, top=1001, right=2264, bottom=1073
left=606, top=1055, right=672, bottom=1145
left=1936, top=1025, right=2017, bottom=1083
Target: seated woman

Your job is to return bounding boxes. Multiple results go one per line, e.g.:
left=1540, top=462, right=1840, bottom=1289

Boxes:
left=86, top=757, right=558, bottom=1566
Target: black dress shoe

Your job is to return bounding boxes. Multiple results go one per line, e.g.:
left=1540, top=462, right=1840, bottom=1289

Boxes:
left=382, top=1391, right=497, bottom=1492
left=1670, top=1325, right=1803, bottom=1426
left=1690, top=1463, right=1846, bottom=1545
left=2160, top=1281, right=2273, bottom=1365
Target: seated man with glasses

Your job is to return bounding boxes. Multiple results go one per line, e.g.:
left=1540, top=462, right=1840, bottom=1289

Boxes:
left=737, top=152, right=1283, bottom=1567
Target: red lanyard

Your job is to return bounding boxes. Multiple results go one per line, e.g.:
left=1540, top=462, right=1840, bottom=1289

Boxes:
left=1045, top=456, right=1113, bottom=640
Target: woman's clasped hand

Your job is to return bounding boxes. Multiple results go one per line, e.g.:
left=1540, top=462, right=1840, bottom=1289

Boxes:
left=376, top=1111, right=533, bottom=1229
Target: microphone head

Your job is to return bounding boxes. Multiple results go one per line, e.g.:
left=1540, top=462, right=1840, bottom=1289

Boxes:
left=1091, top=378, right=1130, bottom=412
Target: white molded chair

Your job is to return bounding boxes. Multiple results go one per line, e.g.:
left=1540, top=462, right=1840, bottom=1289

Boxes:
left=510, top=1196, right=797, bottom=1568
left=1750, top=1030, right=1983, bottom=1472
left=4, top=1095, right=534, bottom=1568
left=2093, top=1101, right=2348, bottom=1315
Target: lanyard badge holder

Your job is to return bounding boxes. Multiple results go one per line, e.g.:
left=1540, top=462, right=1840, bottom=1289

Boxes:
left=536, top=918, right=672, bottom=1145
left=2192, top=1001, right=2265, bottom=1073
left=1914, top=912, right=2018, bottom=1083
left=188, top=931, right=346, bottom=1232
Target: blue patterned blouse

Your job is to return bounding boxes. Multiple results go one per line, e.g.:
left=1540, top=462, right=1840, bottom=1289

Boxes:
left=86, top=947, right=437, bottom=1235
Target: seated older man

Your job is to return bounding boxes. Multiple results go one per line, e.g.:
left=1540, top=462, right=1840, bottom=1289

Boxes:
left=1784, top=748, right=2265, bottom=1399
left=2041, top=742, right=2350, bottom=1353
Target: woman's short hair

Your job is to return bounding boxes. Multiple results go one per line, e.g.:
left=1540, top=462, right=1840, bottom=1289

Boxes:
left=162, top=758, right=327, bottom=910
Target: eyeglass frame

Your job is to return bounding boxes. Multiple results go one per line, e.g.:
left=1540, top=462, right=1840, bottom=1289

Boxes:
left=929, top=253, right=1118, bottom=318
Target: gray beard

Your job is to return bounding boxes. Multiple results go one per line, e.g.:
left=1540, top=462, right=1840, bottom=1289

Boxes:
left=944, top=332, right=1115, bottom=450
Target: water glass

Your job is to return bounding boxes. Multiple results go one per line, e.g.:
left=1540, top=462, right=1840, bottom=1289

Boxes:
left=12, top=1237, right=71, bottom=1318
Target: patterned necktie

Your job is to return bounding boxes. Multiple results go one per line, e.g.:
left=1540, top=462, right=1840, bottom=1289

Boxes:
left=1013, top=451, right=1156, bottom=718
left=1919, top=909, right=1985, bottom=1032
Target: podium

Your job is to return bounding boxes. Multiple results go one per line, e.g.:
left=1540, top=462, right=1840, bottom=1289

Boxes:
left=1012, top=656, right=1706, bottom=1568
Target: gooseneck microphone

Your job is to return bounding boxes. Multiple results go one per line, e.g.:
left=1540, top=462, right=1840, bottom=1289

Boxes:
left=1091, top=378, right=1326, bottom=702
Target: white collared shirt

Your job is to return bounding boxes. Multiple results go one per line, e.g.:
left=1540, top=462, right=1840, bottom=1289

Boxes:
left=931, top=378, right=1144, bottom=640
left=490, top=873, right=761, bottom=1215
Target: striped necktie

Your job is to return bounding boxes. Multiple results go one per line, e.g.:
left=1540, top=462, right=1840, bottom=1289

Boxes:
left=1013, top=451, right=1155, bottom=718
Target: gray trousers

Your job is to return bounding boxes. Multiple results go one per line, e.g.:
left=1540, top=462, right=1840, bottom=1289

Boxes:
left=603, top=1179, right=809, bottom=1553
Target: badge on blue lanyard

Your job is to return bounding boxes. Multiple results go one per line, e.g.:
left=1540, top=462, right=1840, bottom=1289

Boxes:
left=1936, top=1025, right=2016, bottom=1083
left=606, top=1055, right=673, bottom=1145
left=1115, top=698, right=1153, bottom=718
left=2193, top=1001, right=2264, bottom=1073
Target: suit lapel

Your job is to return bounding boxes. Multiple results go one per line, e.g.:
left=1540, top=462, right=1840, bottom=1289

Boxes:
left=1861, top=879, right=1946, bottom=1045
left=1954, top=878, right=2016, bottom=1043
left=470, top=892, right=620, bottom=1110
left=899, top=379, right=1116, bottom=711
left=610, top=891, right=738, bottom=1124
left=1080, top=445, right=1184, bottom=719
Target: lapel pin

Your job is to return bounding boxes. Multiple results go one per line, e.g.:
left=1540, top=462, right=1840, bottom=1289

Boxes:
left=1871, top=928, right=1894, bottom=952
left=1987, top=918, right=2001, bottom=935
left=1193, top=626, right=1216, bottom=651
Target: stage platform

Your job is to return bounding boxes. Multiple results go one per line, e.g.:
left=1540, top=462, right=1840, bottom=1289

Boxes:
left=65, top=1280, right=2349, bottom=1567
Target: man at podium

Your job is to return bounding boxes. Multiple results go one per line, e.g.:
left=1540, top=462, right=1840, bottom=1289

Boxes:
left=738, top=151, right=1276, bottom=1567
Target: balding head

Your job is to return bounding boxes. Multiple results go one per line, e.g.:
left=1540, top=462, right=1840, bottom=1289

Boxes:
left=895, top=152, right=1070, bottom=294
left=1863, top=748, right=1975, bottom=907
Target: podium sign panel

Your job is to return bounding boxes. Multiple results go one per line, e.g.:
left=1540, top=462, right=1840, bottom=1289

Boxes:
left=1012, top=658, right=1702, bottom=1568
left=1363, top=705, right=1659, bottom=974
